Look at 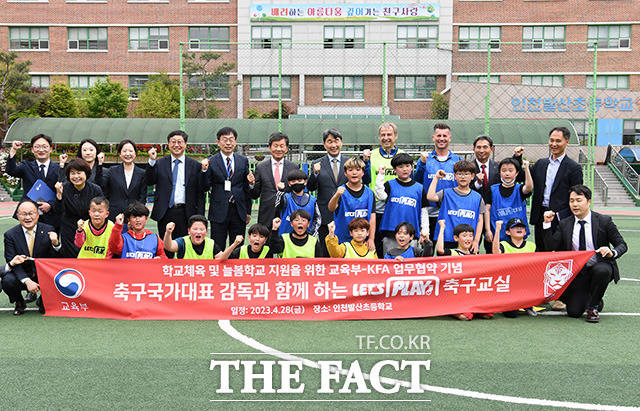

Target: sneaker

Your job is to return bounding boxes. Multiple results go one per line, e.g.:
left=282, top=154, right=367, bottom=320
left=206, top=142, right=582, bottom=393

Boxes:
left=551, top=300, right=566, bottom=311
left=586, top=308, right=600, bottom=323
left=524, top=307, right=538, bottom=317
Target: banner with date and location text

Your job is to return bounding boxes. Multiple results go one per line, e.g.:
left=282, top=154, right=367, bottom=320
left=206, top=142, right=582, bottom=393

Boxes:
left=35, top=251, right=593, bottom=320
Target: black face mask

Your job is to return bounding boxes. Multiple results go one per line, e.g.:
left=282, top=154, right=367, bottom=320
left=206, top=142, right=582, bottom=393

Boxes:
left=290, top=183, right=306, bottom=193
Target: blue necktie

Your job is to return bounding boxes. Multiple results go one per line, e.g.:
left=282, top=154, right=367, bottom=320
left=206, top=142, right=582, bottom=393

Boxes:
left=226, top=156, right=233, bottom=179
left=169, top=158, right=181, bottom=207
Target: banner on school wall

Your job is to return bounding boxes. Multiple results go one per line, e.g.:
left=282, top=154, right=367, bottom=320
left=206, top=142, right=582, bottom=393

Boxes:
left=250, top=3, right=439, bottom=22
left=36, top=251, right=593, bottom=321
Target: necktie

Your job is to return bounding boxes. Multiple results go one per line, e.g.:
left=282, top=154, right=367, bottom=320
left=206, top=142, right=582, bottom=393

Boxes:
left=169, top=158, right=181, bottom=207
left=332, top=158, right=339, bottom=181
left=481, top=164, right=488, bottom=187
left=39, top=164, right=46, bottom=180
left=273, top=162, right=281, bottom=187
left=27, top=230, right=35, bottom=257
left=578, top=220, right=587, bottom=251
left=226, top=156, right=233, bottom=179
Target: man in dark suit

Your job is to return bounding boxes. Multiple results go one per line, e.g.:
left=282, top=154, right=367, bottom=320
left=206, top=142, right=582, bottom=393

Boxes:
left=248, top=132, right=299, bottom=226
left=145, top=130, right=205, bottom=243
left=307, top=128, right=348, bottom=256
left=470, top=135, right=500, bottom=253
left=6, top=135, right=61, bottom=228
left=2, top=200, right=60, bottom=315
left=203, top=127, right=252, bottom=247
left=521, top=126, right=583, bottom=251
left=543, top=185, right=627, bottom=323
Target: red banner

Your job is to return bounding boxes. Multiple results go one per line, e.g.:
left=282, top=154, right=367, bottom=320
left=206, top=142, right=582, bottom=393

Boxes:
left=36, top=252, right=593, bottom=320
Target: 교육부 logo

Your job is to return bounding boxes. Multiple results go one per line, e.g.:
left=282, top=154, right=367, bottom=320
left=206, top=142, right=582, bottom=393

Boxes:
left=54, top=269, right=86, bottom=298
left=543, top=259, right=573, bottom=298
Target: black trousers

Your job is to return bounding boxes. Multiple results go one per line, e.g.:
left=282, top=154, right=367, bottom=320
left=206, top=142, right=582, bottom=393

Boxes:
left=1, top=272, right=32, bottom=304
left=158, top=206, right=188, bottom=258
left=561, top=262, right=613, bottom=318
left=211, top=203, right=246, bottom=248
left=317, top=224, right=329, bottom=258
left=374, top=212, right=384, bottom=258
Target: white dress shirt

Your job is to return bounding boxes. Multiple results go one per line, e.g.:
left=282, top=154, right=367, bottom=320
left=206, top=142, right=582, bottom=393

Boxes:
left=36, top=159, right=50, bottom=177
left=221, top=153, right=234, bottom=178
left=474, top=159, right=490, bottom=190
left=170, top=154, right=186, bottom=205
left=572, top=212, right=594, bottom=251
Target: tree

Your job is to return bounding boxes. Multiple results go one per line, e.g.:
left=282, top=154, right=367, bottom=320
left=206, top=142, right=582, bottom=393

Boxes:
left=86, top=78, right=129, bottom=118
left=182, top=52, right=239, bottom=118
left=44, top=83, right=78, bottom=117
left=134, top=74, right=180, bottom=118
left=429, top=91, right=449, bottom=119
left=0, top=51, right=41, bottom=138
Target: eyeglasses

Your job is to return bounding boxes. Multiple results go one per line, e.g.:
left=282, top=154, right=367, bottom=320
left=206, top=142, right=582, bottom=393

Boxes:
left=32, top=145, right=50, bottom=150
left=18, top=212, right=37, bottom=217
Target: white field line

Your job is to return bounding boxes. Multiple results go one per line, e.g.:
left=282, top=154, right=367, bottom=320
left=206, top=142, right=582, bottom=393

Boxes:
left=218, top=320, right=640, bottom=410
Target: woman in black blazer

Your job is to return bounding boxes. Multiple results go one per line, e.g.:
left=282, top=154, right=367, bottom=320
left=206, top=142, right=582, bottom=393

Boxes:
left=58, top=138, right=104, bottom=184
left=99, top=139, right=148, bottom=220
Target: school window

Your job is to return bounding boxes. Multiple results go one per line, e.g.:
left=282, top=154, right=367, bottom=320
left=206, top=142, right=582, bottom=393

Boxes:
left=521, top=75, right=564, bottom=87
left=570, top=119, right=588, bottom=145
left=522, top=26, right=565, bottom=50
left=394, top=76, right=436, bottom=99
left=189, top=27, right=229, bottom=50
left=68, top=27, right=108, bottom=50
left=458, top=26, right=500, bottom=50
left=586, top=75, right=629, bottom=89
left=129, top=27, right=169, bottom=50
left=250, top=76, right=291, bottom=99
left=324, top=26, right=364, bottom=49
left=397, top=25, right=438, bottom=48
left=31, top=75, right=50, bottom=90
left=251, top=26, right=292, bottom=49
left=9, top=27, right=49, bottom=50
left=69, top=75, right=107, bottom=91
left=323, top=76, right=364, bottom=99
left=188, top=75, right=230, bottom=99
left=587, top=25, right=630, bottom=49
left=129, top=75, right=149, bottom=97
left=623, top=120, right=640, bottom=145
left=457, top=75, right=500, bottom=83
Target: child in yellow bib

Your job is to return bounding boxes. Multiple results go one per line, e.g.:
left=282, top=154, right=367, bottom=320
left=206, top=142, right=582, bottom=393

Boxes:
left=326, top=218, right=377, bottom=259
left=493, top=217, right=538, bottom=318
left=163, top=215, right=243, bottom=259
left=75, top=196, right=114, bottom=258
left=269, top=209, right=322, bottom=258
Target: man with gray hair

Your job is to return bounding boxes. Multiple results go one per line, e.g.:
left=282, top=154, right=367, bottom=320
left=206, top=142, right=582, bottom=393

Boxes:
left=308, top=128, right=347, bottom=256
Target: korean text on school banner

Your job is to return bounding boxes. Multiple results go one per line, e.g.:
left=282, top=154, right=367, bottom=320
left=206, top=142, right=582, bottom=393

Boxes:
left=36, top=252, right=594, bottom=321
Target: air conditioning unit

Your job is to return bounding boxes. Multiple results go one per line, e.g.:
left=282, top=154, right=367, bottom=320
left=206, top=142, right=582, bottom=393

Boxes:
left=489, top=39, right=500, bottom=49
left=459, top=40, right=469, bottom=49
left=190, top=40, right=199, bottom=49
left=532, top=39, right=543, bottom=49
left=39, top=40, right=49, bottom=49
left=619, top=38, right=630, bottom=48
left=159, top=40, right=168, bottom=49
left=68, top=40, right=78, bottom=49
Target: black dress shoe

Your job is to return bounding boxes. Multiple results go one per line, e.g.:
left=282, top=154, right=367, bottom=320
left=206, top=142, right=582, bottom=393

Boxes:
left=13, top=301, right=26, bottom=316
left=586, top=308, right=600, bottom=323
left=36, top=296, right=45, bottom=314
left=24, top=292, right=37, bottom=303
left=597, top=299, right=604, bottom=312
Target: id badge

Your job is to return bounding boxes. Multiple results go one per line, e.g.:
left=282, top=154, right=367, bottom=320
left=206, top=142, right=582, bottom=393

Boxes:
left=224, top=180, right=231, bottom=191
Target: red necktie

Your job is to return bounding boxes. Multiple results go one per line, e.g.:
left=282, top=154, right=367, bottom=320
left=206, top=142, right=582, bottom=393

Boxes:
left=481, top=164, right=488, bottom=187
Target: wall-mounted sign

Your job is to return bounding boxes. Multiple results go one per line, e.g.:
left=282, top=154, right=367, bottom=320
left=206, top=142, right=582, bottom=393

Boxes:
left=250, top=3, right=439, bottom=22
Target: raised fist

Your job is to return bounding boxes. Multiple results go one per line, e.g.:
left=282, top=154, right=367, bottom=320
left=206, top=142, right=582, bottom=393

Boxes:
left=148, top=147, right=157, bottom=161
left=59, top=153, right=68, bottom=166
left=435, top=169, right=446, bottom=179
left=115, top=213, right=124, bottom=225
left=97, top=152, right=105, bottom=165
left=328, top=221, right=336, bottom=235
left=420, top=152, right=429, bottom=163
left=543, top=210, right=556, bottom=223
left=522, top=159, right=530, bottom=169
left=247, top=171, right=255, bottom=185
left=165, top=222, right=175, bottom=233
left=272, top=217, right=282, bottom=231
left=234, top=235, right=244, bottom=244
left=336, top=186, right=346, bottom=196
left=11, top=141, right=23, bottom=152
left=513, top=146, right=524, bottom=157
left=362, top=149, right=371, bottom=161
left=277, top=182, right=285, bottom=191
left=55, top=182, right=63, bottom=199
left=48, top=231, right=59, bottom=246
left=77, top=219, right=85, bottom=231
left=201, top=158, right=209, bottom=172
left=313, top=162, right=321, bottom=174
left=438, top=219, right=445, bottom=228
left=495, top=219, right=503, bottom=227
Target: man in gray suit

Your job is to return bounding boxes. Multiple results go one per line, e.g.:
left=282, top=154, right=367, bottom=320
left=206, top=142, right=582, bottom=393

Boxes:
left=307, top=128, right=348, bottom=256
left=249, top=132, right=299, bottom=227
